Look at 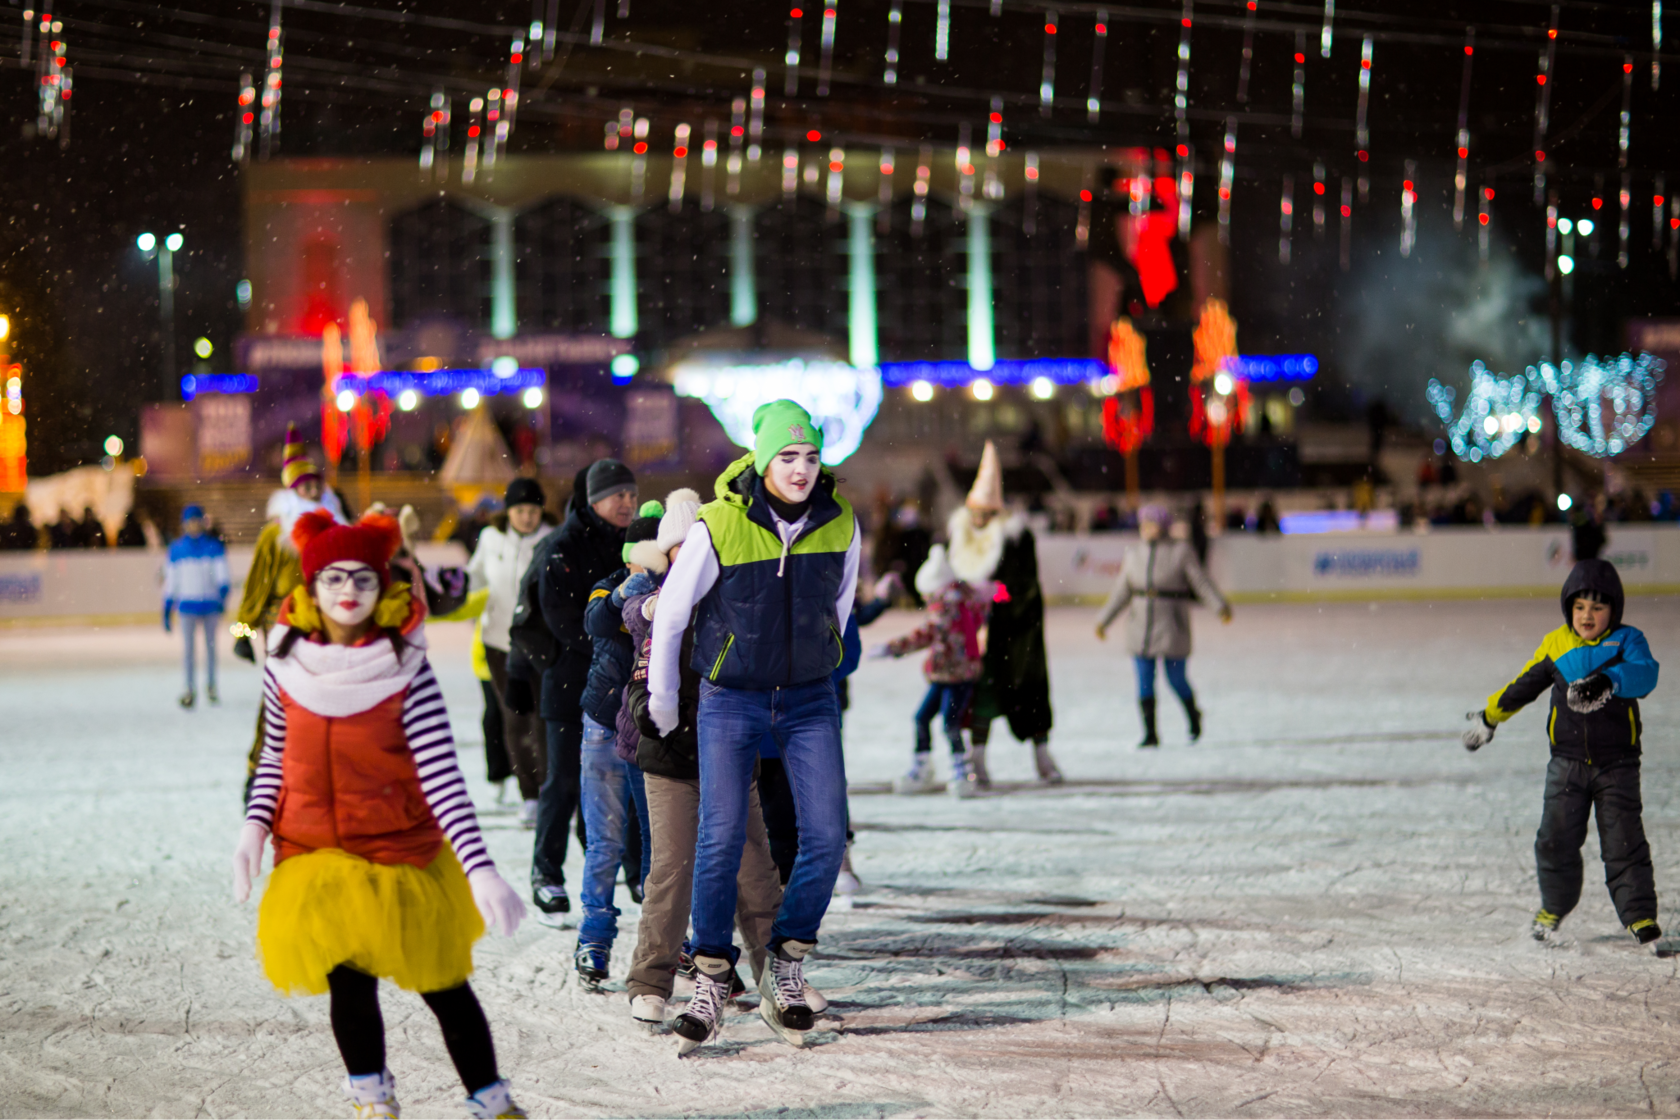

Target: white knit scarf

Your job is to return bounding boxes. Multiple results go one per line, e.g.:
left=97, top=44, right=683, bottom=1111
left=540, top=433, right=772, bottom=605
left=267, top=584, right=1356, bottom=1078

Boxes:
left=266, top=622, right=429, bottom=717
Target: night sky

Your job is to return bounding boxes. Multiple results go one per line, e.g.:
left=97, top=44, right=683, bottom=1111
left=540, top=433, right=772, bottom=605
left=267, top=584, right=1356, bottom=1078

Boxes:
left=3, top=0, right=1677, bottom=472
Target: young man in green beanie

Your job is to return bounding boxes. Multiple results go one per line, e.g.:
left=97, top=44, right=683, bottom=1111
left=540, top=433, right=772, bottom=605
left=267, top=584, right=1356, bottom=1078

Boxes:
left=648, top=399, right=859, bottom=1052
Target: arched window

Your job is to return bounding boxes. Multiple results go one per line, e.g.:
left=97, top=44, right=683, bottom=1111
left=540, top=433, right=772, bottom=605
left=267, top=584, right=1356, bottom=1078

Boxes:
left=387, top=200, right=489, bottom=328
left=516, top=198, right=612, bottom=334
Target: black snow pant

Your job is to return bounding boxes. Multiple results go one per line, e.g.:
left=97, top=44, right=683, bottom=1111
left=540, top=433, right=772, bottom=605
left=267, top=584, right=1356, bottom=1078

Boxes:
left=480, top=679, right=512, bottom=785
left=326, top=965, right=499, bottom=1095
left=1535, top=757, right=1658, bottom=927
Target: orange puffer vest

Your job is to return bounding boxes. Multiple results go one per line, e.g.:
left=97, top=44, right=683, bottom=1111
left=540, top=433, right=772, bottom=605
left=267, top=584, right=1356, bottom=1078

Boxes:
left=271, top=686, right=444, bottom=868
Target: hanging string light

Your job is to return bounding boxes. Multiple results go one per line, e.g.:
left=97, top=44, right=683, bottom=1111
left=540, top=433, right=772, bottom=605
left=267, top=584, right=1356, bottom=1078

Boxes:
left=1236, top=1, right=1256, bottom=102
left=748, top=68, right=765, bottom=162
left=36, top=27, right=66, bottom=141
left=1278, top=174, right=1294, bottom=264
left=1290, top=31, right=1305, bottom=139
left=883, top=0, right=901, bottom=83
left=910, top=145, right=932, bottom=236
left=1039, top=11, right=1057, bottom=118
left=1668, top=195, right=1678, bottom=278
left=1655, top=2, right=1664, bottom=89
left=1532, top=5, right=1559, bottom=203
left=1339, top=176, right=1352, bottom=271
left=727, top=96, right=744, bottom=195
left=462, top=95, right=483, bottom=184
left=935, top=0, right=950, bottom=61
left=1426, top=361, right=1543, bottom=463
left=500, top=36, right=524, bottom=149
left=233, top=72, right=255, bottom=164
left=1217, top=118, right=1236, bottom=245
left=785, top=7, right=803, bottom=97
left=1175, top=0, right=1192, bottom=239
left=1479, top=181, right=1492, bottom=263
left=817, top=0, right=838, bottom=96
left=826, top=146, right=845, bottom=213
left=1452, top=28, right=1474, bottom=231
left=1023, top=150, right=1040, bottom=235
left=877, top=147, right=895, bottom=232
left=1545, top=195, right=1558, bottom=282
left=701, top=119, right=719, bottom=211
left=1319, top=0, right=1334, bottom=58
left=1620, top=55, right=1633, bottom=267
left=1076, top=161, right=1094, bottom=244
left=258, top=0, right=283, bottom=161
left=782, top=145, right=799, bottom=197
left=21, top=1, right=41, bottom=66
left=1312, top=161, right=1326, bottom=239
left=1354, top=35, right=1372, bottom=201
left=590, top=0, right=604, bottom=45
left=483, top=87, right=502, bottom=172
left=56, top=59, right=70, bottom=148
left=1537, top=353, right=1665, bottom=457
left=1654, top=177, right=1666, bottom=251
left=1087, top=10, right=1108, bottom=122
left=1400, top=161, right=1416, bottom=258
left=629, top=115, right=648, bottom=201
left=955, top=122, right=975, bottom=212
left=984, top=98, right=1003, bottom=200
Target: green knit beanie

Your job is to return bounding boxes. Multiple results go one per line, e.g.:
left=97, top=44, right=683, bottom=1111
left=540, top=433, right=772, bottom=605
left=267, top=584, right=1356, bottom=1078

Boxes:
left=752, top=399, right=823, bottom=474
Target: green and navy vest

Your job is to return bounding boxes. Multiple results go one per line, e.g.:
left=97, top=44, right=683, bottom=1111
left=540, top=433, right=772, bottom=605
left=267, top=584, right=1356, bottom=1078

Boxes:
left=691, top=457, right=855, bottom=690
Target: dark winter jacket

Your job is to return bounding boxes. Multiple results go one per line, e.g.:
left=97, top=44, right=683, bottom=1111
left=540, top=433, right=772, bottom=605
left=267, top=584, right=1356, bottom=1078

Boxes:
left=947, top=508, right=1053, bottom=741
left=1484, top=559, right=1659, bottom=763
left=581, top=568, right=641, bottom=727
left=623, top=588, right=700, bottom=780
left=691, top=456, right=856, bottom=689
left=535, top=468, right=629, bottom=723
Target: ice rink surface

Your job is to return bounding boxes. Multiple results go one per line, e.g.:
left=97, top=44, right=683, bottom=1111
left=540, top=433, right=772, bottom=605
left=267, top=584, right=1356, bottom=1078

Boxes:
left=6, top=598, right=1680, bottom=1118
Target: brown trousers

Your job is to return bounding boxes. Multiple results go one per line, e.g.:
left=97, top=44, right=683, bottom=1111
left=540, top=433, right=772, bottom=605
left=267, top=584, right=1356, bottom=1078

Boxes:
left=628, top=772, right=782, bottom=1000
left=484, top=645, right=547, bottom=801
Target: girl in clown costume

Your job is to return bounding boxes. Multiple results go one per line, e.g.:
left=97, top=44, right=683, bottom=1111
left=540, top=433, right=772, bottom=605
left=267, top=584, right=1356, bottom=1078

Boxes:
left=233, top=510, right=529, bottom=1119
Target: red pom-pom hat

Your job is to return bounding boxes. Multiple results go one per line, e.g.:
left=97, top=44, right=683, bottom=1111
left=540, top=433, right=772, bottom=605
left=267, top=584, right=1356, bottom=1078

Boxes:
left=291, top=510, right=403, bottom=586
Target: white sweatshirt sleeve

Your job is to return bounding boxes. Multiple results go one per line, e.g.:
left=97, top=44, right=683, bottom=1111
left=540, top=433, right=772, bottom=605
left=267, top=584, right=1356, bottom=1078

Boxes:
left=834, top=517, right=861, bottom=629
left=648, top=521, right=719, bottom=734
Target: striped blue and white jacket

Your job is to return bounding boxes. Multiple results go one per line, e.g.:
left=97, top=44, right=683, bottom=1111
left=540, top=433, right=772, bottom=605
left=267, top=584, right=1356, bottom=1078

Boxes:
left=163, top=534, right=230, bottom=615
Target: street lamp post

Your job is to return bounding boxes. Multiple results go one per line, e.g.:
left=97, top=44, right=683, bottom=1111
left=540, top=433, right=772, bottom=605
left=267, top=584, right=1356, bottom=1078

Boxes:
left=137, top=231, right=183, bottom=398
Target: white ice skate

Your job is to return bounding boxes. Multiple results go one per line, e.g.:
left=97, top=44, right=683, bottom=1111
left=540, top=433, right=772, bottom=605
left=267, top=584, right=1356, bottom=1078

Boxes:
left=517, top=799, right=539, bottom=829
left=833, top=842, right=860, bottom=897
left=802, top=982, right=830, bottom=1014
left=1033, top=742, right=1065, bottom=785
left=966, top=743, right=992, bottom=789
left=464, top=1079, right=527, bottom=1119
left=758, top=941, right=815, bottom=1047
left=343, top=1069, right=400, bottom=1119
left=893, top=755, right=937, bottom=795
left=949, top=755, right=979, bottom=799
left=630, top=994, right=667, bottom=1030
left=673, top=957, right=732, bottom=1055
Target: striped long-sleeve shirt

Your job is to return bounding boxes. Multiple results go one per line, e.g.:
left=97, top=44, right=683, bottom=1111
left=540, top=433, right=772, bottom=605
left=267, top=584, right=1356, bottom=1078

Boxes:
left=245, top=659, right=494, bottom=876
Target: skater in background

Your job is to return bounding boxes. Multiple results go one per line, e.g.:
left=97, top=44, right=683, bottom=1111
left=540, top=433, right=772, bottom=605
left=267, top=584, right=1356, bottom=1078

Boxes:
left=648, top=401, right=858, bottom=1052
left=528, top=459, right=639, bottom=923
left=465, top=478, right=557, bottom=831
left=234, top=510, right=528, bottom=1119
left=875, top=545, right=990, bottom=797
left=1462, top=559, right=1663, bottom=947
left=946, top=440, right=1062, bottom=786
left=1095, top=503, right=1231, bottom=748
left=235, top=425, right=344, bottom=799
left=572, top=500, right=663, bottom=988
left=433, top=586, right=515, bottom=805
left=620, top=488, right=795, bottom=1031
left=162, top=504, right=229, bottom=710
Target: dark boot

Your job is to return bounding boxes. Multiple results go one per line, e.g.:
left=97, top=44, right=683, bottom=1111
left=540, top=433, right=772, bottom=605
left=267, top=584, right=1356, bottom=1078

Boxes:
left=1182, top=694, right=1202, bottom=742
left=1138, top=698, right=1159, bottom=748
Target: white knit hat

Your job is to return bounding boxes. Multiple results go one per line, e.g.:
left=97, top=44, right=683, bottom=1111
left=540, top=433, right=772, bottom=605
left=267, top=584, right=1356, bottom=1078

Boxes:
left=656, top=488, right=703, bottom=553
left=914, top=543, right=959, bottom=599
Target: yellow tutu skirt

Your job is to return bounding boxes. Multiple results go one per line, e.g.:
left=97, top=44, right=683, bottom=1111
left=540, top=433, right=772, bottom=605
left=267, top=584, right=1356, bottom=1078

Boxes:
left=256, top=846, right=483, bottom=996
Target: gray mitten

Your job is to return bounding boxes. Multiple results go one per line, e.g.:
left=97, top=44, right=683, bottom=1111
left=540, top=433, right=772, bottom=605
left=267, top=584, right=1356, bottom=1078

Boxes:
left=1566, top=672, right=1614, bottom=713
left=1462, top=710, right=1495, bottom=752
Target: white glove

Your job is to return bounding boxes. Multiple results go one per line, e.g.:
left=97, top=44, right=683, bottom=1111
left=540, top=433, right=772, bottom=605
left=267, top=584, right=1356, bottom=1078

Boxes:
left=871, top=572, right=900, bottom=601
left=468, top=868, right=527, bottom=936
left=650, top=692, right=679, bottom=736
left=232, top=821, right=270, bottom=903
left=867, top=642, right=894, bottom=660
left=1462, top=710, right=1495, bottom=752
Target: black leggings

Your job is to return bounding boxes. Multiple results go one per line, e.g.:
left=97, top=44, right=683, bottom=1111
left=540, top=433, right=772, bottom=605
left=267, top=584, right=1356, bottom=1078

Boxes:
left=327, top=966, right=499, bottom=1095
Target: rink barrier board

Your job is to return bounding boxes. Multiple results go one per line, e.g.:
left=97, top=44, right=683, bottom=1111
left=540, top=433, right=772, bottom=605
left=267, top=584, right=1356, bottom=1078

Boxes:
left=6, top=529, right=1680, bottom=621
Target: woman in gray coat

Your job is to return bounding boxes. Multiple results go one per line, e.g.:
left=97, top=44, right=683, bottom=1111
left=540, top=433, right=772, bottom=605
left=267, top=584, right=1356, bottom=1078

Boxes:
left=1095, top=504, right=1231, bottom=747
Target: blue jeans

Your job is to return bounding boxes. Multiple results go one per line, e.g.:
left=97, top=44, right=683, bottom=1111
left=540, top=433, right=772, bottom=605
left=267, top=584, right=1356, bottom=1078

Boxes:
left=692, top=679, right=847, bottom=961
left=914, top=681, right=973, bottom=755
left=1134, top=657, right=1192, bottom=702
left=181, top=612, right=218, bottom=694
left=578, top=714, right=650, bottom=946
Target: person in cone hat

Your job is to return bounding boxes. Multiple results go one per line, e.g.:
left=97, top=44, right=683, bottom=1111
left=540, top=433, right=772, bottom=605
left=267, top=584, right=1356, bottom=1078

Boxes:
left=946, top=440, right=1062, bottom=786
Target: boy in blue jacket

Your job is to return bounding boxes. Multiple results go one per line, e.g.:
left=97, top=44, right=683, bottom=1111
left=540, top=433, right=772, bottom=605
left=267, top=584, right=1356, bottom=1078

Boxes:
left=162, top=504, right=229, bottom=709
left=1463, top=559, right=1662, bottom=946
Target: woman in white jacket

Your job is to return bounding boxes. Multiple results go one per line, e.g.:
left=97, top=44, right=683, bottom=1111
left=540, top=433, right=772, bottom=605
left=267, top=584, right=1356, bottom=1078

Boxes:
left=1095, top=504, right=1231, bottom=747
left=466, top=478, right=556, bottom=826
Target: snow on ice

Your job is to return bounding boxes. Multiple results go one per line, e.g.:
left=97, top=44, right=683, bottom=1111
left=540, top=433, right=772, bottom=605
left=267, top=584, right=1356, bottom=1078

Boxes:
left=5, top=599, right=1680, bottom=1117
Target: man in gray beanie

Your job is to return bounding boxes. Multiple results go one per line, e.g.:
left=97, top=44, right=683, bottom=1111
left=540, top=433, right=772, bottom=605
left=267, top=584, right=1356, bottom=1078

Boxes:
left=527, top=460, right=639, bottom=922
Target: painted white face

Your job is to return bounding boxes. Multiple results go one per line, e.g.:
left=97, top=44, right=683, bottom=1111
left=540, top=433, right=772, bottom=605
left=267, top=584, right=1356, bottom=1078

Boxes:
left=315, top=561, right=380, bottom=627
left=766, top=444, right=821, bottom=504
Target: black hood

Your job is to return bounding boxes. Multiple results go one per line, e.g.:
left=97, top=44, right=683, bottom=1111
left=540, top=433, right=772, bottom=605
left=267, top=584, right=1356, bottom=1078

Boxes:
left=1561, top=558, right=1624, bottom=630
